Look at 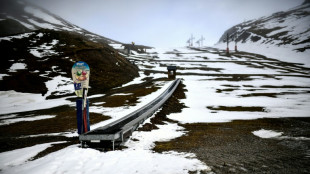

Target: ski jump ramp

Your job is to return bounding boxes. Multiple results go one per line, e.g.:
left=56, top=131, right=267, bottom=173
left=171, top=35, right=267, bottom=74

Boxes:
left=79, top=78, right=181, bottom=150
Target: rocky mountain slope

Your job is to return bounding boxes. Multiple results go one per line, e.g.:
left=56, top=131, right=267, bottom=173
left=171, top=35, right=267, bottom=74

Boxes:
left=0, top=0, right=139, bottom=97
left=216, top=0, right=310, bottom=65
left=0, top=0, right=119, bottom=44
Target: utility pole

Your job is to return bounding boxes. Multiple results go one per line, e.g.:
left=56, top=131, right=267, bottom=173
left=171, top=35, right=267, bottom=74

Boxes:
left=190, top=34, right=195, bottom=47
left=186, top=39, right=191, bottom=47
left=196, top=40, right=200, bottom=47
left=200, top=35, right=205, bottom=47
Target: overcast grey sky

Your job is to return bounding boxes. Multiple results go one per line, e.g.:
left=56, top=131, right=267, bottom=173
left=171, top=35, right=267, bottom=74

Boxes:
left=26, top=0, right=304, bottom=47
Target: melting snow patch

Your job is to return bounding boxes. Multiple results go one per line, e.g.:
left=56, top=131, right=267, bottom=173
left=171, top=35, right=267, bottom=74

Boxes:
left=92, top=102, right=105, bottom=105
left=0, top=115, right=56, bottom=126
left=0, top=32, right=34, bottom=42
left=29, top=39, right=60, bottom=58
left=44, top=76, right=74, bottom=97
left=111, top=93, right=133, bottom=96
left=36, top=33, right=44, bottom=37
left=88, top=94, right=105, bottom=99
left=8, top=63, right=27, bottom=72
left=109, top=43, right=124, bottom=49
left=27, top=19, right=57, bottom=30
left=24, top=6, right=64, bottom=26
left=117, top=71, right=147, bottom=88
left=6, top=16, right=36, bottom=30
left=252, top=129, right=283, bottom=138
left=0, top=90, right=72, bottom=115
left=0, top=74, right=10, bottom=80
left=252, top=129, right=310, bottom=140
left=0, top=141, right=66, bottom=172
left=19, top=132, right=78, bottom=138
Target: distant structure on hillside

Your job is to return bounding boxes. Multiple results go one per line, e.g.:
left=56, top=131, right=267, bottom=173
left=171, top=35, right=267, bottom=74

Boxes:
left=196, top=35, right=205, bottom=47
left=186, top=34, right=195, bottom=47
left=117, top=43, right=152, bottom=55
left=167, top=66, right=177, bottom=79
left=187, top=35, right=205, bottom=47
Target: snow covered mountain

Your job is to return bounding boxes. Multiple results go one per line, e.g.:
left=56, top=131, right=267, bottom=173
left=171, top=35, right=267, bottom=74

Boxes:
left=216, top=0, right=310, bottom=66
left=0, top=0, right=139, bottom=97
left=0, top=0, right=119, bottom=44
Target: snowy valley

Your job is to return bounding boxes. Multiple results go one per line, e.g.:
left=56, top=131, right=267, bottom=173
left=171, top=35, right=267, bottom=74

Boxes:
left=0, top=0, right=310, bottom=174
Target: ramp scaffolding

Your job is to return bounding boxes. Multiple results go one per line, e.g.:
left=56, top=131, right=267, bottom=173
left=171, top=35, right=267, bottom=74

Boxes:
left=79, top=78, right=181, bottom=149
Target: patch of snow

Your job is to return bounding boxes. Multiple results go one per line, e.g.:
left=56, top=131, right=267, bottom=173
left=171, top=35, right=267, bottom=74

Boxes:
left=0, top=114, right=18, bottom=120
left=50, top=39, right=58, bottom=46
left=87, top=94, right=105, bottom=99
left=117, top=71, right=147, bottom=88
left=44, top=75, right=74, bottom=97
left=36, top=33, right=44, bottom=37
left=27, top=19, right=57, bottom=30
left=24, top=6, right=64, bottom=26
left=0, top=90, right=73, bottom=115
left=8, top=63, right=27, bottom=72
left=111, top=93, right=133, bottom=96
left=29, top=39, right=60, bottom=58
left=0, top=115, right=56, bottom=126
left=109, top=43, right=124, bottom=50
left=252, top=129, right=283, bottom=138
left=92, top=102, right=105, bottom=105
left=0, top=32, right=34, bottom=42
left=0, top=142, right=66, bottom=172
left=252, top=129, right=310, bottom=140
left=0, top=74, right=10, bottom=80
left=19, top=132, right=78, bottom=138
left=126, top=122, right=185, bottom=149
left=6, top=16, right=36, bottom=30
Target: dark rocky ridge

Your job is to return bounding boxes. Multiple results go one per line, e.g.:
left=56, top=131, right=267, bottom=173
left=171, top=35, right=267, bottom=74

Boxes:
left=0, top=29, right=139, bottom=97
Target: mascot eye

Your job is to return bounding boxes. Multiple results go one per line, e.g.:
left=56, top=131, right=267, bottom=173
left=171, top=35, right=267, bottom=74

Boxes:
left=76, top=70, right=82, bottom=76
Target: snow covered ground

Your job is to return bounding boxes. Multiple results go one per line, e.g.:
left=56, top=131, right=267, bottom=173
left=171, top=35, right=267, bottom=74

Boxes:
left=144, top=47, right=310, bottom=124
left=214, top=42, right=310, bottom=67
left=0, top=121, right=209, bottom=174
left=1, top=45, right=310, bottom=173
